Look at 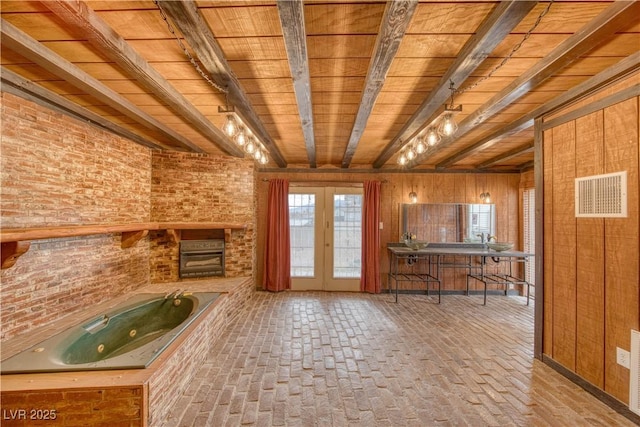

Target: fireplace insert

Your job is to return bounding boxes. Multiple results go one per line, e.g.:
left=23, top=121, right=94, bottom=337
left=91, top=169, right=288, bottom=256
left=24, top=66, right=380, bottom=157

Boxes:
left=179, top=239, right=225, bottom=278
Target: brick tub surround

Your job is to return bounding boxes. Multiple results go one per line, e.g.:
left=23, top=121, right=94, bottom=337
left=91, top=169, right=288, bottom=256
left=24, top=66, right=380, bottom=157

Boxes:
left=0, top=276, right=255, bottom=427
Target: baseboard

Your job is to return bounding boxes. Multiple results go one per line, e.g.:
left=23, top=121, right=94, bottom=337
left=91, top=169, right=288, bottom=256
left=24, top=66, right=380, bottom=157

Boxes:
left=542, top=355, right=640, bottom=425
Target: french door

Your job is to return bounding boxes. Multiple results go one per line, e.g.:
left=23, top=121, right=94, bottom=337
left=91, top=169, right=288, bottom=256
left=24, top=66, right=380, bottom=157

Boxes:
left=289, top=187, right=362, bottom=291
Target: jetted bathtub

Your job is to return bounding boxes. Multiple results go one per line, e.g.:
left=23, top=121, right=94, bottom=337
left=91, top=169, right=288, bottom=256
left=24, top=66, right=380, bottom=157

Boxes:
left=1, top=291, right=220, bottom=374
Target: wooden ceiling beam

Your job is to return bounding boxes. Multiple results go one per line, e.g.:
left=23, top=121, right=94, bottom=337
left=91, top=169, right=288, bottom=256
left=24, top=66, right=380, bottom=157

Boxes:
left=341, top=0, right=418, bottom=168
left=0, top=18, right=203, bottom=153
left=477, top=143, right=534, bottom=169
left=277, top=0, right=316, bottom=168
left=437, top=51, right=640, bottom=168
left=372, top=0, right=537, bottom=169
left=1, top=66, right=166, bottom=151
left=425, top=0, right=640, bottom=168
left=43, top=0, right=244, bottom=158
left=158, top=0, right=287, bottom=168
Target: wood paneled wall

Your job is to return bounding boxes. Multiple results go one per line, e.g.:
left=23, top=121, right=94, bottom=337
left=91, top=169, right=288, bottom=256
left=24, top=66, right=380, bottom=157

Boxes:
left=256, top=171, right=520, bottom=292
left=542, top=87, right=639, bottom=404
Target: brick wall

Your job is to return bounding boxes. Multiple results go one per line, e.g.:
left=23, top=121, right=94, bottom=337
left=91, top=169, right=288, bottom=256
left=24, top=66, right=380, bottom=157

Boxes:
left=0, top=234, right=150, bottom=341
left=0, top=92, right=152, bottom=341
left=0, top=92, right=258, bottom=342
left=0, top=93, right=151, bottom=227
left=150, top=152, right=256, bottom=282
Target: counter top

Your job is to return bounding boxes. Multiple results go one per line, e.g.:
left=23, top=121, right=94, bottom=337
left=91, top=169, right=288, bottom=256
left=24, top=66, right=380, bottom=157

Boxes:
left=387, top=244, right=533, bottom=258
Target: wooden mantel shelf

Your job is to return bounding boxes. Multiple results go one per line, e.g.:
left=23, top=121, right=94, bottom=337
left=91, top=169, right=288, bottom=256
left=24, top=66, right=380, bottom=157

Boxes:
left=0, top=222, right=247, bottom=269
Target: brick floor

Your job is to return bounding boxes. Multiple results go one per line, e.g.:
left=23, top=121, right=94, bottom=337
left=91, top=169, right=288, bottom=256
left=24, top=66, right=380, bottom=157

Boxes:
left=163, top=292, right=635, bottom=426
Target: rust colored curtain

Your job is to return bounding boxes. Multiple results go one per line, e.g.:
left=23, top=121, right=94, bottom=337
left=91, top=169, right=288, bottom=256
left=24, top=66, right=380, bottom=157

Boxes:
left=263, top=179, right=291, bottom=292
left=361, top=180, right=381, bottom=293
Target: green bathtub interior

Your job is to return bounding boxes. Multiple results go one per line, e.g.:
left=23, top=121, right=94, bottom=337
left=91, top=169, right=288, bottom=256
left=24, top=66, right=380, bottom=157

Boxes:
left=63, top=297, right=195, bottom=364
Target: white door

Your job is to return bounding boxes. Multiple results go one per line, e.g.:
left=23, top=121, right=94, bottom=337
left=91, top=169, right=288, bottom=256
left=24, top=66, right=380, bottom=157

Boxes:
left=289, top=187, right=362, bottom=291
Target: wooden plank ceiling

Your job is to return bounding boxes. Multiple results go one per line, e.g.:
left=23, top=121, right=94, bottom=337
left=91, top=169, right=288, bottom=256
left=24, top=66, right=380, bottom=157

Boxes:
left=1, top=0, right=639, bottom=172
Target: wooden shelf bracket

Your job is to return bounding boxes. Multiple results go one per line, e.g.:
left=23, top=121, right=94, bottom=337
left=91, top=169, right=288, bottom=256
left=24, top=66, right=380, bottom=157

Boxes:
left=1, top=241, right=31, bottom=269
left=121, top=230, right=149, bottom=248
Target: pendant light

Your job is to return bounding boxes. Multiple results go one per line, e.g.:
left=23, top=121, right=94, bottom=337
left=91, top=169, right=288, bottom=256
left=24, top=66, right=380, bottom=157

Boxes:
left=438, top=80, right=462, bottom=137
left=415, top=137, right=427, bottom=154
left=425, top=127, right=440, bottom=146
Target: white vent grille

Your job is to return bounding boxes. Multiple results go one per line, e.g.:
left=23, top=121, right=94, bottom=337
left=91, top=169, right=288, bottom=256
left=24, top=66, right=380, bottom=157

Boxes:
left=575, top=171, right=627, bottom=218
left=631, top=330, right=640, bottom=415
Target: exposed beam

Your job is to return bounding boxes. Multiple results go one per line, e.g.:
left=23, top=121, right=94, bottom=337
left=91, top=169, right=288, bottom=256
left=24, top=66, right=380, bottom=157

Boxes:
left=44, top=0, right=244, bottom=157
left=438, top=117, right=534, bottom=169
left=373, top=1, right=538, bottom=168
left=437, top=51, right=640, bottom=168
left=477, top=143, right=534, bottom=169
left=0, top=18, right=203, bottom=153
left=158, top=0, right=287, bottom=168
left=341, top=0, right=418, bottom=168
left=424, top=0, right=640, bottom=168
left=277, top=0, right=316, bottom=168
left=519, top=160, right=535, bottom=171
left=1, top=67, right=166, bottom=151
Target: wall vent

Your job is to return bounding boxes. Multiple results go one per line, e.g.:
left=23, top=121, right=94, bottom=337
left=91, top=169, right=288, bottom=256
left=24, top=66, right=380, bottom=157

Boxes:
left=631, top=330, right=640, bottom=415
left=575, top=171, right=627, bottom=218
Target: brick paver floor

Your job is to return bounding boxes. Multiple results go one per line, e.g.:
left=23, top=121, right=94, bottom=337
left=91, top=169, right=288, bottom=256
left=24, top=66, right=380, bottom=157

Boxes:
left=164, top=291, right=635, bottom=426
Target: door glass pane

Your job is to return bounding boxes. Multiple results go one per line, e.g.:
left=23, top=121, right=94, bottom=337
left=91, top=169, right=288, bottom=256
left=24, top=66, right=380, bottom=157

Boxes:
left=333, top=194, right=362, bottom=278
left=289, top=193, right=315, bottom=277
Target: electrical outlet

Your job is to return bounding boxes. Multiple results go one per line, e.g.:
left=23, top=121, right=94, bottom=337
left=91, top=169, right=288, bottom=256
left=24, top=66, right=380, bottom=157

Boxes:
left=617, top=347, right=630, bottom=369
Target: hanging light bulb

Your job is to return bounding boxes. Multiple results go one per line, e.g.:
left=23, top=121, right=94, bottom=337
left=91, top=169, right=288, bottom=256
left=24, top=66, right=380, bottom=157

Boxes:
left=222, top=114, right=238, bottom=137
left=235, top=127, right=247, bottom=146
left=438, top=79, right=461, bottom=137
left=244, top=136, right=256, bottom=154
left=406, top=146, right=416, bottom=161
left=253, top=146, right=263, bottom=160
left=425, top=127, right=440, bottom=146
left=483, top=192, right=491, bottom=203
left=259, top=152, right=269, bottom=165
left=438, top=113, right=458, bottom=137
left=415, top=137, right=427, bottom=154
left=397, top=152, right=408, bottom=166
left=409, top=191, right=418, bottom=204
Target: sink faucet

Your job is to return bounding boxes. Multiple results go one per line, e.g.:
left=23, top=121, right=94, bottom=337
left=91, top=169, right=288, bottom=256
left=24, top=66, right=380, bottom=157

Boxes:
left=476, top=232, right=486, bottom=243
left=488, top=235, right=497, bottom=243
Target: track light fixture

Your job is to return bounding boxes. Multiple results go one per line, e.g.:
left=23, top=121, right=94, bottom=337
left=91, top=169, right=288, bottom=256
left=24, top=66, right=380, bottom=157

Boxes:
left=396, top=80, right=462, bottom=166
left=219, top=95, right=269, bottom=165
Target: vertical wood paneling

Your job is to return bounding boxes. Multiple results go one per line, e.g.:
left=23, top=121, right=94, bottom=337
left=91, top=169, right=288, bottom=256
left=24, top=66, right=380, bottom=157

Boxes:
left=543, top=130, right=554, bottom=356
left=543, top=86, right=639, bottom=407
left=466, top=174, right=479, bottom=204
left=454, top=174, right=467, bottom=203
left=551, top=121, right=577, bottom=370
left=575, top=111, right=605, bottom=388
left=603, top=98, right=639, bottom=402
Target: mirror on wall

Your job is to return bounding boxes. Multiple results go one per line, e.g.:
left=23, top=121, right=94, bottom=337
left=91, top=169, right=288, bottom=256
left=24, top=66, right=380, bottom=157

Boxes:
left=400, top=203, right=495, bottom=243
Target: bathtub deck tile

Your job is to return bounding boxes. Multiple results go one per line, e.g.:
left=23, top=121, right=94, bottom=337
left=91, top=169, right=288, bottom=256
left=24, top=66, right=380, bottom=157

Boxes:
left=163, top=291, right=638, bottom=427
